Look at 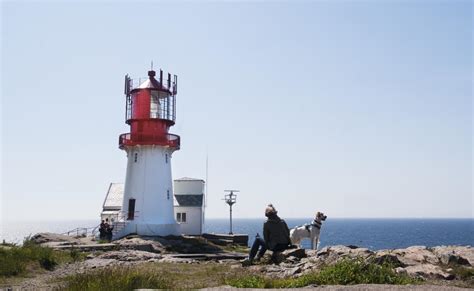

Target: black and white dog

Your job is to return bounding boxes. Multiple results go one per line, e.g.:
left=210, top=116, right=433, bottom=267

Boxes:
left=290, top=212, right=327, bottom=250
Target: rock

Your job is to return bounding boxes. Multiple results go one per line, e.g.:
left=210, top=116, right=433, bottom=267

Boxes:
left=281, top=248, right=306, bottom=259
left=372, top=251, right=406, bottom=267
left=283, top=266, right=301, bottom=277
left=432, top=246, right=474, bottom=266
left=272, top=252, right=287, bottom=264
left=346, top=245, right=360, bottom=249
left=395, top=267, right=407, bottom=275
left=30, top=233, right=81, bottom=245
left=114, top=237, right=164, bottom=253
left=389, top=246, right=439, bottom=266
left=84, top=258, right=117, bottom=268
left=404, top=264, right=455, bottom=280
left=97, top=250, right=162, bottom=262
left=315, top=245, right=373, bottom=265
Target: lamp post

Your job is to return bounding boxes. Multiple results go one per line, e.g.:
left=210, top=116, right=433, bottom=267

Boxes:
left=223, top=190, right=239, bottom=235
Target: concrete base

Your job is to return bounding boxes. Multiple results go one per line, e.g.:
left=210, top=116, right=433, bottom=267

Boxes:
left=113, top=222, right=180, bottom=240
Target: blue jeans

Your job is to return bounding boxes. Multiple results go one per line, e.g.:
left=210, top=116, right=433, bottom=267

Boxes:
left=249, top=235, right=267, bottom=261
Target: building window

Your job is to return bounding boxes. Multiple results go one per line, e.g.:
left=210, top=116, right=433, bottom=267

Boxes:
left=167, top=190, right=170, bottom=200
left=134, top=153, right=138, bottom=163
left=165, top=154, right=168, bottom=163
left=176, top=212, right=187, bottom=223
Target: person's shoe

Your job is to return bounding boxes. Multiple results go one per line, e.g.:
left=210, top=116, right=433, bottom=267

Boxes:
left=241, top=258, right=253, bottom=267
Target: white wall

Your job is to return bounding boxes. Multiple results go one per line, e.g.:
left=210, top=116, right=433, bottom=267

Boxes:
left=121, top=145, right=178, bottom=235
left=174, top=180, right=204, bottom=195
left=175, top=206, right=203, bottom=235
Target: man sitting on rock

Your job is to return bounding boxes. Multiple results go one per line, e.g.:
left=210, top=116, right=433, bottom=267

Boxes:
left=244, top=204, right=292, bottom=265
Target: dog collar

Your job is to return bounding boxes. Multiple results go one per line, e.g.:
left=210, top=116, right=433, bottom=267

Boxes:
left=312, top=220, right=322, bottom=229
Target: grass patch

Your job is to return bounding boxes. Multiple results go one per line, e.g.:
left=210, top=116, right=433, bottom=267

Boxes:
left=448, top=265, right=474, bottom=281
left=65, top=262, right=235, bottom=290
left=65, top=267, right=171, bottom=291
left=448, top=265, right=474, bottom=287
left=0, top=237, right=86, bottom=277
left=219, top=244, right=249, bottom=253
left=226, top=259, right=420, bottom=288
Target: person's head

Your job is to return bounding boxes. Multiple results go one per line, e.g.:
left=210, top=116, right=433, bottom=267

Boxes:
left=265, top=204, right=278, bottom=217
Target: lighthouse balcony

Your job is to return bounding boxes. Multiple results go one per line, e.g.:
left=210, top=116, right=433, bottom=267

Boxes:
left=119, top=133, right=180, bottom=149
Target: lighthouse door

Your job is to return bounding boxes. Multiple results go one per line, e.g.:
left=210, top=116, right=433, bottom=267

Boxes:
left=127, top=199, right=136, bottom=220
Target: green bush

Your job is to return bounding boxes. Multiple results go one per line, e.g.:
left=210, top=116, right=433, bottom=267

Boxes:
left=0, top=248, right=26, bottom=276
left=226, top=259, right=419, bottom=288
left=65, top=267, right=171, bottom=291
left=0, top=237, right=85, bottom=277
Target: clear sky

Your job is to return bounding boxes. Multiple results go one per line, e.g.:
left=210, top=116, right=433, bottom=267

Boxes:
left=1, top=1, right=472, bottom=221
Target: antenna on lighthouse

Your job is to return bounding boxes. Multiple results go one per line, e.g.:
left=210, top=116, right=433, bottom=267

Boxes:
left=151, top=60, right=154, bottom=70
left=223, top=190, right=239, bottom=235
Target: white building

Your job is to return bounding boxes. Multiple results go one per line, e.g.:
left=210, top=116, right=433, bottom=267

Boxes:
left=174, top=178, right=205, bottom=235
left=100, top=177, right=205, bottom=236
left=101, top=183, right=123, bottom=222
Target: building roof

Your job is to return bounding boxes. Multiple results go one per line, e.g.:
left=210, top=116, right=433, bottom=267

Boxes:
left=174, top=194, right=203, bottom=207
left=175, top=177, right=205, bottom=182
left=103, top=183, right=124, bottom=210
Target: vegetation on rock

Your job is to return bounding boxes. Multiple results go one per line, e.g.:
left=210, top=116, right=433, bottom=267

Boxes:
left=226, top=259, right=419, bottom=288
left=0, top=236, right=85, bottom=277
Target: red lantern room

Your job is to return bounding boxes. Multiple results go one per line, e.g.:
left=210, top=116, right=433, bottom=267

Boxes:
left=119, top=69, right=180, bottom=150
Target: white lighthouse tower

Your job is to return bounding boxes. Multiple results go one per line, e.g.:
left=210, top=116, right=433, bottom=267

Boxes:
left=115, top=68, right=180, bottom=238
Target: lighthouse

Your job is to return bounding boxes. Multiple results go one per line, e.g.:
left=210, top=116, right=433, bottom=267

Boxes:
left=115, top=68, right=180, bottom=238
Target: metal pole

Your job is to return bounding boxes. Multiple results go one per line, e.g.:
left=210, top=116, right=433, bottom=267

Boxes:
left=229, top=204, right=233, bottom=235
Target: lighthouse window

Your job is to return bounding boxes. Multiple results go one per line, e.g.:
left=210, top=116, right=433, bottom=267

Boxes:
left=165, top=154, right=168, bottom=163
left=150, top=92, right=160, bottom=118
left=134, top=153, right=138, bottom=162
left=167, top=190, right=170, bottom=200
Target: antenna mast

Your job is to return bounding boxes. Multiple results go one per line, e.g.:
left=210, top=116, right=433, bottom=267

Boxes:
left=223, top=190, right=239, bottom=235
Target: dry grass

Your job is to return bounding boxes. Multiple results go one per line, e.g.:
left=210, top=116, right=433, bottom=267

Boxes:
left=65, top=262, right=238, bottom=290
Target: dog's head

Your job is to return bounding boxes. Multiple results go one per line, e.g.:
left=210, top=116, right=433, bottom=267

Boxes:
left=315, top=212, right=327, bottom=222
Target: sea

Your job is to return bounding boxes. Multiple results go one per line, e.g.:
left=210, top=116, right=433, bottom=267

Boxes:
left=1, top=218, right=472, bottom=250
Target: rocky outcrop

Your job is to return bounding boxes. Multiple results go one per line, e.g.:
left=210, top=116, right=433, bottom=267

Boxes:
left=30, top=232, right=83, bottom=245
left=27, top=232, right=473, bottom=285
left=114, top=236, right=165, bottom=253
left=432, top=246, right=473, bottom=266
left=402, top=264, right=455, bottom=280
left=244, top=245, right=473, bottom=281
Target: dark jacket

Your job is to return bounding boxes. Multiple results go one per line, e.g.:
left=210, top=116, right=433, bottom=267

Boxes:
left=263, top=215, right=291, bottom=250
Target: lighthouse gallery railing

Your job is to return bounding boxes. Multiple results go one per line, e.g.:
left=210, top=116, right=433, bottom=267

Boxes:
left=119, top=133, right=180, bottom=149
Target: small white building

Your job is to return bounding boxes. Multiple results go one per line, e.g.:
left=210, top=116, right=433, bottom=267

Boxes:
left=101, top=183, right=124, bottom=223
left=100, top=177, right=205, bottom=236
left=174, top=177, right=205, bottom=235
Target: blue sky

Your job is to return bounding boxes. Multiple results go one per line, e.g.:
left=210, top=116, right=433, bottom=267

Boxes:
left=1, top=1, right=472, bottom=221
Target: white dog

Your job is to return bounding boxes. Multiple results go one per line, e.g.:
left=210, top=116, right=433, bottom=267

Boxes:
left=290, top=212, right=327, bottom=250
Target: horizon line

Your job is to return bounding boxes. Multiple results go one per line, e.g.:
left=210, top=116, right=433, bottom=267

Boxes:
left=2, top=217, right=473, bottom=222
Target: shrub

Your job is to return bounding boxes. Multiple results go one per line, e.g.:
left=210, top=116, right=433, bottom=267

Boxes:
left=0, top=248, right=26, bottom=276
left=0, top=237, right=85, bottom=277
